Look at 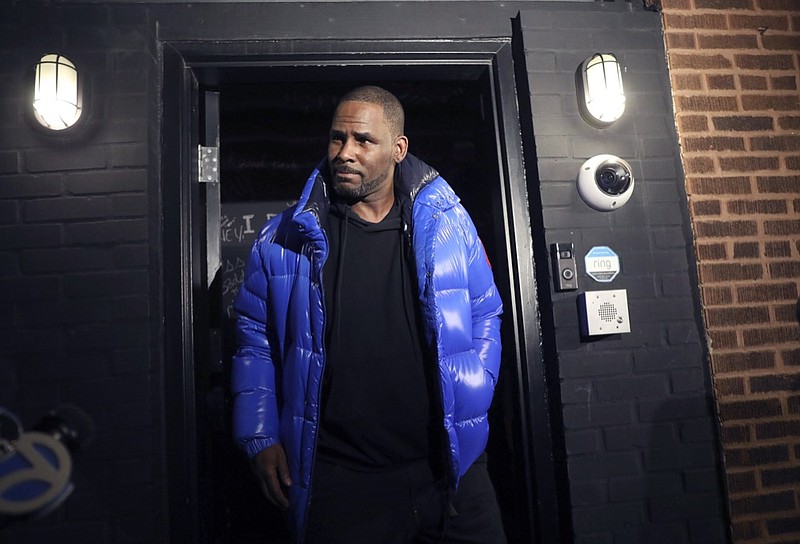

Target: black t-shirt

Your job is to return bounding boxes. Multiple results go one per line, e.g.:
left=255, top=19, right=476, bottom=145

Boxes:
left=317, top=199, right=436, bottom=470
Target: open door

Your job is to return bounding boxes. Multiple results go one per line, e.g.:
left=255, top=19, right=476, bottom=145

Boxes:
left=165, top=38, right=557, bottom=544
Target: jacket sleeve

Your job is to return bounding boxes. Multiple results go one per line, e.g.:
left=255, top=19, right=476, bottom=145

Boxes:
left=231, top=237, right=281, bottom=459
left=463, top=210, right=503, bottom=388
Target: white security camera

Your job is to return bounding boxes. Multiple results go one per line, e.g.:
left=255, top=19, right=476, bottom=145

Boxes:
left=577, top=154, right=635, bottom=211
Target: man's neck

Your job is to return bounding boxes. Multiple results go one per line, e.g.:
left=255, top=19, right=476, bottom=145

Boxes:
left=348, top=189, right=395, bottom=223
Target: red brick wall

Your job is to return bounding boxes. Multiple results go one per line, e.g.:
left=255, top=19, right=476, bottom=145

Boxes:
left=660, top=0, right=800, bottom=541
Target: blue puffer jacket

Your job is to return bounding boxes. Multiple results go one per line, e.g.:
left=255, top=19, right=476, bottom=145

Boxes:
left=231, top=153, right=502, bottom=541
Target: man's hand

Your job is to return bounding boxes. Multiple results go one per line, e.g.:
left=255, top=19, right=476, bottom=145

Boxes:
left=252, top=443, right=292, bottom=509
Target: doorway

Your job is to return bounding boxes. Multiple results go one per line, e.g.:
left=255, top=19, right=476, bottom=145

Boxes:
left=163, top=40, right=555, bottom=544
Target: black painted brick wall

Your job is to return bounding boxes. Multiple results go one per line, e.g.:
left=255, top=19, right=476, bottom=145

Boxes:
left=0, top=1, right=731, bottom=543
left=0, top=3, right=164, bottom=543
left=520, top=3, right=729, bottom=543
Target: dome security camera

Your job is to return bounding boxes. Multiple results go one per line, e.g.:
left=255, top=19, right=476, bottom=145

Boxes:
left=577, top=154, right=635, bottom=211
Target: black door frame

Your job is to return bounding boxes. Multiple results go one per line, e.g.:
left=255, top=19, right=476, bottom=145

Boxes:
left=161, top=37, right=559, bottom=543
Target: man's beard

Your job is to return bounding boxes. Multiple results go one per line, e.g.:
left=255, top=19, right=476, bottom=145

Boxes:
left=332, top=162, right=393, bottom=201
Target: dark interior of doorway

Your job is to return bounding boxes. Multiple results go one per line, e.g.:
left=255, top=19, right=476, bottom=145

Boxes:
left=202, top=68, right=532, bottom=543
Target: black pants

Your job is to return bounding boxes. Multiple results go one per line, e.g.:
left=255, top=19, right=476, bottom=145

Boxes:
left=304, top=454, right=506, bottom=544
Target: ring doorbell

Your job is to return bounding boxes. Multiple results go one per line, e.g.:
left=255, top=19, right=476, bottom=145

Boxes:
left=551, top=242, right=578, bottom=291
left=577, top=154, right=635, bottom=211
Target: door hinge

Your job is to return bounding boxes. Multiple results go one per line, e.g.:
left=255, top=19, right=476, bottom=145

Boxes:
left=198, top=145, right=219, bottom=183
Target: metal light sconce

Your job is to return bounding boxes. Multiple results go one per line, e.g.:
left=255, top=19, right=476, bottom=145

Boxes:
left=32, top=54, right=83, bottom=131
left=577, top=53, right=626, bottom=128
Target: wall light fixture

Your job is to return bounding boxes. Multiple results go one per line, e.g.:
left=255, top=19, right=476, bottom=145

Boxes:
left=32, top=54, right=83, bottom=131
left=577, top=53, right=626, bottom=128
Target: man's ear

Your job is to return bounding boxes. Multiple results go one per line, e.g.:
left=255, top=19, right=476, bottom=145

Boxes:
left=394, top=135, right=409, bottom=163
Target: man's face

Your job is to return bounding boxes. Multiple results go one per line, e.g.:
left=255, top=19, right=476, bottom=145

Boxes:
left=327, top=101, right=399, bottom=202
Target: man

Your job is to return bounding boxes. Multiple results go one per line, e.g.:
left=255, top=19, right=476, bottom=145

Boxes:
left=232, top=86, right=505, bottom=543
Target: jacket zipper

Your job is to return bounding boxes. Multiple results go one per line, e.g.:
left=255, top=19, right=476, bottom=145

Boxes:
left=299, top=224, right=329, bottom=544
left=405, top=210, right=456, bottom=493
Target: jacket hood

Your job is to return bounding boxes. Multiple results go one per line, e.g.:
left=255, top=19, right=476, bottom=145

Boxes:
left=396, top=153, right=440, bottom=202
